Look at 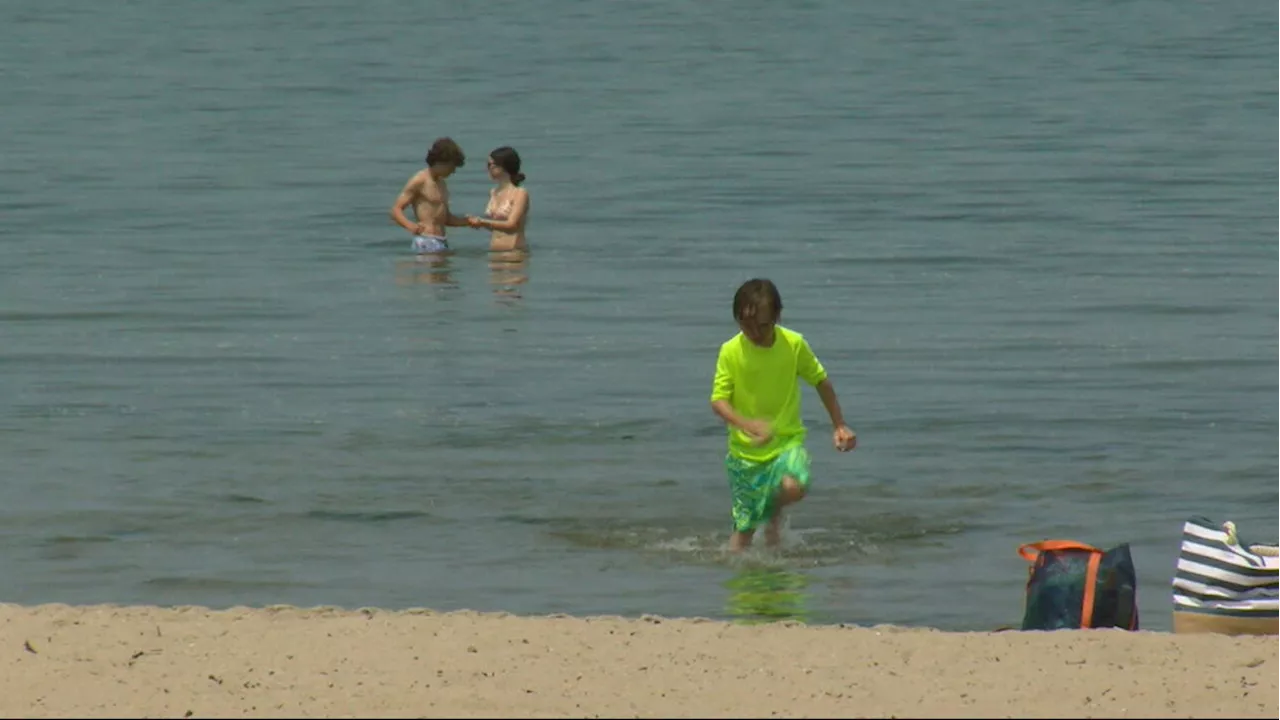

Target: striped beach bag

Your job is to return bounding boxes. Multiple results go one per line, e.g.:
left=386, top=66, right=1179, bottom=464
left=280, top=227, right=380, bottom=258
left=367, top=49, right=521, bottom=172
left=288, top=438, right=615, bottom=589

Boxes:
left=1172, top=517, right=1278, bottom=635
left=1017, top=540, right=1139, bottom=631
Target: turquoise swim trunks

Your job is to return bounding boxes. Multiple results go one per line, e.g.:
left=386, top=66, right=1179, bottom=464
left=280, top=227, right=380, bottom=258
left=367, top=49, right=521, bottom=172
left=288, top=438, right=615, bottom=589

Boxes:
left=725, top=444, right=812, bottom=533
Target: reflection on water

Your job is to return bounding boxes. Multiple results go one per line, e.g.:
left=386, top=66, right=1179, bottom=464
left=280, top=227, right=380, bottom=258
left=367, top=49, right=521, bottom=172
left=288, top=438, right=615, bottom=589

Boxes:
left=392, top=250, right=528, bottom=304
left=490, top=250, right=529, bottom=304
left=724, top=565, right=810, bottom=625
left=394, top=252, right=456, bottom=287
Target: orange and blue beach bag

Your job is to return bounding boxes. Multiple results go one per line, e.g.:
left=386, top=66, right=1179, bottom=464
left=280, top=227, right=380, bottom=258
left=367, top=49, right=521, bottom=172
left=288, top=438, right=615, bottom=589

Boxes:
left=1018, top=540, right=1140, bottom=631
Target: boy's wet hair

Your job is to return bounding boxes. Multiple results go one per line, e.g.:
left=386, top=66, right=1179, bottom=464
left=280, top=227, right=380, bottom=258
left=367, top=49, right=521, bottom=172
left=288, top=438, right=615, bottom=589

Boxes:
left=733, top=278, right=783, bottom=322
left=425, top=137, right=466, bottom=167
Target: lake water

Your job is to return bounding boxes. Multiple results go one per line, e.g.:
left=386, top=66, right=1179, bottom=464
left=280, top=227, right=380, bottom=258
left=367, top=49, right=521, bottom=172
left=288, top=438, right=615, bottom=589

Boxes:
left=1, top=0, right=1275, bottom=631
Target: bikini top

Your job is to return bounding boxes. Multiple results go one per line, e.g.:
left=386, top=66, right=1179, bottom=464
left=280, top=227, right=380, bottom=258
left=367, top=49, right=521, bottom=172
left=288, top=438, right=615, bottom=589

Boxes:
left=486, top=190, right=516, bottom=220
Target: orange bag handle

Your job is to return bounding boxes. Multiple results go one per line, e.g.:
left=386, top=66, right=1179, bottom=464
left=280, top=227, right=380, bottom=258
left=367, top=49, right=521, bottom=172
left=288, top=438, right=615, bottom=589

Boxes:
left=1080, top=552, right=1102, bottom=628
left=1017, top=540, right=1102, bottom=562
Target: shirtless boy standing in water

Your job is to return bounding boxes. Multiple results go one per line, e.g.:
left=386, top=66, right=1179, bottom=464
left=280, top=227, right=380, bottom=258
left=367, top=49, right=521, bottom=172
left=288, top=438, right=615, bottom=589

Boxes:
left=389, top=137, right=471, bottom=254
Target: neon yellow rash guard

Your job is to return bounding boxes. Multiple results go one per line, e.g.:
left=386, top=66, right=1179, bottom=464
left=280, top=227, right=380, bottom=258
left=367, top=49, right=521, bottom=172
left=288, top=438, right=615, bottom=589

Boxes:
left=710, top=325, right=828, bottom=463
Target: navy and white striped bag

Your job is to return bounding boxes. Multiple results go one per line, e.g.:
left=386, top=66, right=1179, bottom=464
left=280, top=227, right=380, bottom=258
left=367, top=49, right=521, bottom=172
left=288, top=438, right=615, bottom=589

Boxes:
left=1172, top=517, right=1278, bottom=628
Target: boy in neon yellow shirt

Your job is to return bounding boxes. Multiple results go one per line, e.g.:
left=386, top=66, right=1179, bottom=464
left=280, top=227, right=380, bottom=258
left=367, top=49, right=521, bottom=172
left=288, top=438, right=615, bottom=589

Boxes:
left=710, top=278, right=857, bottom=552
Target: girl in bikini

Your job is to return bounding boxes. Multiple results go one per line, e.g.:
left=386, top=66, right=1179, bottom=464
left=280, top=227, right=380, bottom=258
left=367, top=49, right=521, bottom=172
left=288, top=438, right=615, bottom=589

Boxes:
left=467, top=146, right=530, bottom=253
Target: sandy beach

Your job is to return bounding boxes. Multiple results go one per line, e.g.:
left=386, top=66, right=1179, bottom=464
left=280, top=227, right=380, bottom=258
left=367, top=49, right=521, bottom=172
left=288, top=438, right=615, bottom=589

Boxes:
left=1, top=603, right=1274, bottom=719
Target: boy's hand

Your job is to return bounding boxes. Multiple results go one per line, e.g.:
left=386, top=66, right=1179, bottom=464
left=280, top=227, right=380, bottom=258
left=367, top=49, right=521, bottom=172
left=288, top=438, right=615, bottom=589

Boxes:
left=833, top=425, right=856, bottom=452
left=741, top=419, right=773, bottom=446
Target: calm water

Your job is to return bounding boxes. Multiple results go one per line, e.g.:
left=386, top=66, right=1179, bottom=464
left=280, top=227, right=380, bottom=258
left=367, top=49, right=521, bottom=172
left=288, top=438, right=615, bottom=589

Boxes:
left=1, top=1, right=1275, bottom=631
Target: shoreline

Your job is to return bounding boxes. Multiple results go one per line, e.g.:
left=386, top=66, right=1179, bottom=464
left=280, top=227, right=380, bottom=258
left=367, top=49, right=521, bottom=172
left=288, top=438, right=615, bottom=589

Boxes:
left=2, top=603, right=1275, bottom=718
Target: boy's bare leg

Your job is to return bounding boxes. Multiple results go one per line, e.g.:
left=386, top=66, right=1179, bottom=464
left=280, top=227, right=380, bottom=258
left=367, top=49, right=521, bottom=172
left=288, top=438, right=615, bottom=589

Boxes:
left=764, top=512, right=784, bottom=547
left=729, top=529, right=755, bottom=552
left=765, top=475, right=808, bottom=548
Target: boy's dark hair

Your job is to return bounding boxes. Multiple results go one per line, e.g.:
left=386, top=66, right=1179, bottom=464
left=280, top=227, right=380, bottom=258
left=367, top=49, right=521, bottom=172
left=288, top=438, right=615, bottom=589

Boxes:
left=733, top=278, right=783, bottom=322
left=425, top=137, right=466, bottom=167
